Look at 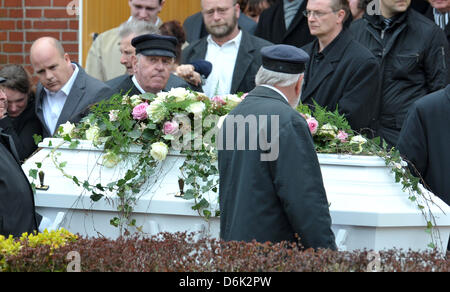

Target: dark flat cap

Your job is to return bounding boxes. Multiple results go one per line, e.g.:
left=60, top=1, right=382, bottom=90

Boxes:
left=132, top=34, right=178, bottom=58
left=261, top=45, right=310, bottom=74
left=0, top=77, right=6, bottom=83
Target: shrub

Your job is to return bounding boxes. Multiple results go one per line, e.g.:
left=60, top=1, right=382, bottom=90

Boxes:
left=1, top=232, right=448, bottom=272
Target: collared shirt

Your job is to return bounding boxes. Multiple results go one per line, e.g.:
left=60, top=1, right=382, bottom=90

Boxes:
left=132, top=75, right=146, bottom=94
left=284, top=0, right=303, bottom=30
left=203, top=31, right=242, bottom=98
left=42, top=64, right=79, bottom=135
left=433, top=8, right=449, bottom=30
left=261, top=84, right=290, bottom=104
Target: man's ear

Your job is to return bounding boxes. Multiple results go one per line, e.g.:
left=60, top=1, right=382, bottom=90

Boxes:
left=132, top=55, right=138, bottom=74
left=295, top=74, right=304, bottom=96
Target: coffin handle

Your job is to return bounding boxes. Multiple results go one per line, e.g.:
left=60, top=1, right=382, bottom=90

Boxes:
left=335, top=229, right=348, bottom=251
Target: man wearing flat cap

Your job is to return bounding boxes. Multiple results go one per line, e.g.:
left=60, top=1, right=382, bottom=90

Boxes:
left=108, top=34, right=197, bottom=96
left=218, top=44, right=337, bottom=250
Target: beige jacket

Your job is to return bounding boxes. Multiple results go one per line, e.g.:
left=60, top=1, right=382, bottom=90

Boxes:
left=85, top=27, right=125, bottom=82
left=85, top=18, right=163, bottom=82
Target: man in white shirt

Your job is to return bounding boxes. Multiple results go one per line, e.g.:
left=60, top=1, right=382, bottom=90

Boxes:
left=85, top=0, right=165, bottom=82
left=181, top=0, right=272, bottom=98
left=31, top=37, right=112, bottom=137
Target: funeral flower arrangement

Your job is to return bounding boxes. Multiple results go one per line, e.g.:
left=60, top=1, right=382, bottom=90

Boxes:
left=296, top=102, right=440, bottom=249
left=30, top=88, right=244, bottom=234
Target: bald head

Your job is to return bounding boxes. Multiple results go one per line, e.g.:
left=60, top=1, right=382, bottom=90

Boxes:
left=30, top=37, right=74, bottom=93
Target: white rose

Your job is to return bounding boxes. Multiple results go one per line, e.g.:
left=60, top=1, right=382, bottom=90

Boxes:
left=186, top=102, right=206, bottom=118
left=155, top=92, right=169, bottom=103
left=150, top=142, right=169, bottom=161
left=168, top=87, right=189, bottom=102
left=60, top=121, right=75, bottom=137
left=85, top=125, right=100, bottom=142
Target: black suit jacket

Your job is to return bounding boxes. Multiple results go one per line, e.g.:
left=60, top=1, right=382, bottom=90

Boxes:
left=181, top=30, right=272, bottom=94
left=255, top=0, right=314, bottom=48
left=301, top=29, right=382, bottom=134
left=218, top=86, right=336, bottom=250
left=107, top=74, right=202, bottom=96
left=0, top=129, right=38, bottom=237
left=35, top=64, right=112, bottom=137
left=183, top=12, right=257, bottom=44
left=397, top=85, right=450, bottom=206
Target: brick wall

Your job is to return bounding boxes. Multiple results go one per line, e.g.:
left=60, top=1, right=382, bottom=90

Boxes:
left=0, top=0, right=79, bottom=78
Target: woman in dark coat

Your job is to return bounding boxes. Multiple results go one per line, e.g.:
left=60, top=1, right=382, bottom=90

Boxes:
left=0, top=65, right=42, bottom=163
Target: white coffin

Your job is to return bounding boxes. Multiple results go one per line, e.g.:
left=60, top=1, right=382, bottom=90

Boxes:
left=22, top=139, right=450, bottom=253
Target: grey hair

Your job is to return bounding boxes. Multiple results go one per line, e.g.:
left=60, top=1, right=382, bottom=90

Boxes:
left=118, top=19, right=161, bottom=39
left=255, top=66, right=302, bottom=87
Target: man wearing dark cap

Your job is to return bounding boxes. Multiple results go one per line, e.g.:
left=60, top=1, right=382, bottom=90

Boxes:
left=108, top=34, right=197, bottom=96
left=218, top=44, right=337, bottom=250
left=0, top=77, right=40, bottom=237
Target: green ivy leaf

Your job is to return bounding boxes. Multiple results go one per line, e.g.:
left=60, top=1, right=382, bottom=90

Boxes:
left=29, top=169, right=38, bottom=180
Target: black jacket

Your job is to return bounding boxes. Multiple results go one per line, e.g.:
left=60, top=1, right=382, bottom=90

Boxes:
left=350, top=9, right=449, bottom=146
left=0, top=129, right=39, bottom=237
left=218, top=86, right=336, bottom=250
left=397, top=85, right=450, bottom=206
left=0, top=97, right=42, bottom=162
left=301, top=29, right=382, bottom=134
left=255, top=0, right=314, bottom=48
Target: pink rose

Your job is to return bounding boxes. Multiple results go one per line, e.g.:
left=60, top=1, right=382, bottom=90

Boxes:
left=307, top=118, right=319, bottom=135
left=211, top=96, right=226, bottom=105
left=241, top=93, right=249, bottom=100
left=337, top=130, right=349, bottom=143
left=163, top=120, right=179, bottom=135
left=132, top=102, right=149, bottom=120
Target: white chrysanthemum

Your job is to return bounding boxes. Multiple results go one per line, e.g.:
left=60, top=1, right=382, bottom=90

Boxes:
left=150, top=142, right=169, bottom=161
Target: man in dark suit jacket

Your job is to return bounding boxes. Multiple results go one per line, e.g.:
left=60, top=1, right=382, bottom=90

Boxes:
left=218, top=44, right=336, bottom=250
left=301, top=0, right=381, bottom=134
left=425, top=0, right=450, bottom=67
left=181, top=0, right=272, bottom=97
left=30, top=37, right=112, bottom=138
left=397, top=85, right=450, bottom=252
left=255, top=0, right=315, bottom=48
left=183, top=10, right=257, bottom=44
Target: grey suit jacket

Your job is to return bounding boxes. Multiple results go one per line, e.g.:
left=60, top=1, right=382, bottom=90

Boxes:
left=183, top=12, right=257, bottom=44
left=35, top=64, right=112, bottom=137
left=181, top=30, right=272, bottom=94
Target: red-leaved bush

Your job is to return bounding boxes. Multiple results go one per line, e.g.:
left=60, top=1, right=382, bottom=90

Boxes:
left=3, top=232, right=449, bottom=272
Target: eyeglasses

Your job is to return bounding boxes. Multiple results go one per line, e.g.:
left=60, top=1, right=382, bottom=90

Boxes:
left=202, top=6, right=233, bottom=18
left=302, top=10, right=337, bottom=18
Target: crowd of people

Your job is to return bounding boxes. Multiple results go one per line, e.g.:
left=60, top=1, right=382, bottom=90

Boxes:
left=0, top=0, right=449, bottom=251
